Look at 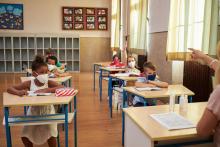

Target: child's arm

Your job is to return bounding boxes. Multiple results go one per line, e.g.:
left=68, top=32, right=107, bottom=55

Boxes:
left=7, top=81, right=30, bottom=96
left=148, top=80, right=168, bottom=88
left=135, top=82, right=155, bottom=88
left=35, top=80, right=64, bottom=93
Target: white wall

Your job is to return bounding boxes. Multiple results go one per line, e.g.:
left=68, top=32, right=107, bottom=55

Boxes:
left=0, top=0, right=111, bottom=37
left=148, top=0, right=170, bottom=33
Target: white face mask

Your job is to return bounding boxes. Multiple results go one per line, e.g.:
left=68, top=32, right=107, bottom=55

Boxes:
left=128, top=61, right=136, bottom=68
left=36, top=73, right=48, bottom=84
left=48, top=64, right=56, bottom=71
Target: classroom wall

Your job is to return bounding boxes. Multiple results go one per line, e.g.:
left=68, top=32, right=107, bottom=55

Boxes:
left=0, top=0, right=112, bottom=72
left=148, top=0, right=172, bottom=83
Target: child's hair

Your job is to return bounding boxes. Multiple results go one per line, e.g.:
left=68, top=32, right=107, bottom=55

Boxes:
left=143, top=61, right=156, bottom=71
left=127, top=55, right=136, bottom=61
left=46, top=56, right=58, bottom=65
left=32, top=55, right=47, bottom=71
left=45, top=48, right=55, bottom=56
left=112, top=54, right=119, bottom=60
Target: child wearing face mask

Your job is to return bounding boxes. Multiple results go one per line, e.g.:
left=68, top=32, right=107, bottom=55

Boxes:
left=126, top=56, right=140, bottom=75
left=133, top=61, right=168, bottom=107
left=7, top=55, right=64, bottom=147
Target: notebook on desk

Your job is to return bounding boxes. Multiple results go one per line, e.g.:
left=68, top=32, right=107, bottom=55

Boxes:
left=150, top=112, right=195, bottom=130
left=135, top=87, right=161, bottom=91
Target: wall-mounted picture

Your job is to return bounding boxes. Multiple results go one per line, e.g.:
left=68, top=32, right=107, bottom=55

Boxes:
left=74, top=16, right=83, bottom=22
left=98, top=24, right=107, bottom=30
left=86, top=16, right=95, bottom=23
left=64, top=16, right=72, bottom=22
left=63, top=23, right=73, bottom=30
left=63, top=8, right=73, bottom=15
left=98, top=16, right=106, bottom=23
left=86, top=8, right=95, bottom=15
left=86, top=23, right=95, bottom=30
left=97, top=9, right=107, bottom=15
left=0, top=3, right=23, bottom=30
left=74, top=8, right=83, bottom=15
left=74, top=23, right=84, bottom=30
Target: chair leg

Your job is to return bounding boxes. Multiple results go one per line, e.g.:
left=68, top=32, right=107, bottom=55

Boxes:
left=57, top=129, right=60, bottom=147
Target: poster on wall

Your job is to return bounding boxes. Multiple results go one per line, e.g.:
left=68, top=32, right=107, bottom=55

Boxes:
left=62, top=7, right=108, bottom=31
left=0, top=3, right=23, bottom=30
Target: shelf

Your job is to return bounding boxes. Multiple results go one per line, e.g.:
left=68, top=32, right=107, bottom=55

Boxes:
left=73, top=61, right=79, bottom=71
left=13, top=37, right=20, bottom=49
left=59, top=49, right=65, bottom=61
left=0, top=49, right=4, bottom=60
left=0, top=61, right=5, bottom=72
left=6, top=61, right=13, bottom=72
left=21, top=49, right=28, bottom=60
left=14, top=61, right=21, bottom=72
left=67, top=49, right=73, bottom=60
left=28, top=61, right=33, bottom=68
left=36, top=49, right=43, bottom=56
left=21, top=37, right=28, bottom=49
left=13, top=49, right=21, bottom=61
left=73, top=50, right=79, bottom=61
left=66, top=38, right=72, bottom=49
left=21, top=61, right=28, bottom=71
left=73, top=38, right=79, bottom=48
left=5, top=37, right=12, bottom=49
left=36, top=37, right=43, bottom=48
left=5, top=49, right=12, bottom=61
left=28, top=37, right=35, bottom=48
left=29, top=49, right=36, bottom=60
left=59, top=38, right=65, bottom=48
left=44, top=37, right=50, bottom=49
left=0, top=37, right=4, bottom=49
left=51, top=38, right=58, bottom=48
left=66, top=61, right=73, bottom=71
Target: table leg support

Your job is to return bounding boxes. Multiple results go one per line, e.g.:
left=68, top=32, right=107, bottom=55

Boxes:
left=99, top=68, right=103, bottom=102
left=109, top=76, right=113, bottom=118
left=188, top=96, right=193, bottom=103
left=4, top=107, right=12, bottom=147
left=93, top=64, right=96, bottom=91
left=64, top=104, right=69, bottom=147
left=74, top=95, right=77, bottom=147
left=122, top=90, right=127, bottom=146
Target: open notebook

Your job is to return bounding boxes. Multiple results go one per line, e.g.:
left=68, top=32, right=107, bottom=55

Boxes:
left=150, top=112, right=195, bottom=130
left=135, top=87, right=161, bottom=91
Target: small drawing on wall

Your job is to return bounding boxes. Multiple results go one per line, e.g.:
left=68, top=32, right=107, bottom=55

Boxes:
left=98, top=24, right=107, bottom=30
left=63, top=8, right=73, bottom=15
left=86, top=8, right=95, bottom=15
left=97, top=9, right=107, bottom=15
left=74, top=8, right=83, bottom=15
left=86, top=16, right=95, bottom=23
left=86, top=23, right=95, bottom=30
left=63, top=23, right=73, bottom=30
left=98, top=16, right=106, bottom=23
left=74, top=16, right=83, bottom=22
left=0, top=3, right=23, bottom=30
left=64, top=16, right=72, bottom=22
left=74, top=23, right=84, bottom=30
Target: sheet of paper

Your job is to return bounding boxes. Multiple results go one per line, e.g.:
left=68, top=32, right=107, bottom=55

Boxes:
left=135, top=87, right=161, bottom=91
left=150, top=112, right=195, bottom=130
left=27, top=91, right=52, bottom=96
left=115, top=73, right=130, bottom=77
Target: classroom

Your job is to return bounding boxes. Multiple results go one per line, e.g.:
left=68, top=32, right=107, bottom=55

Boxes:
left=0, top=0, right=219, bottom=147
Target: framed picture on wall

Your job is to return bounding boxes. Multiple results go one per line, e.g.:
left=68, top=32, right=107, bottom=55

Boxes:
left=63, top=8, right=73, bottom=15
left=86, top=16, right=95, bottom=23
left=0, top=3, right=24, bottom=30
left=74, top=23, right=84, bottom=30
left=74, top=16, right=83, bottom=22
left=98, top=24, right=107, bottom=30
left=86, top=23, right=95, bottom=30
left=63, top=23, right=73, bottom=30
left=74, top=8, right=83, bottom=15
left=64, top=16, right=73, bottom=22
left=98, top=16, right=106, bottom=23
left=97, top=9, right=107, bottom=15
left=86, top=8, right=95, bottom=15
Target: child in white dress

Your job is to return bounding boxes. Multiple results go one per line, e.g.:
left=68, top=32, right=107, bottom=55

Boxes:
left=7, top=55, right=64, bottom=147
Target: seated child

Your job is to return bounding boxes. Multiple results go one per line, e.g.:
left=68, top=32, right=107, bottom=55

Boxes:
left=46, top=56, right=69, bottom=77
left=133, top=61, right=168, bottom=107
left=45, top=48, right=64, bottom=68
left=126, top=55, right=140, bottom=75
left=109, top=54, right=125, bottom=67
left=7, top=55, right=64, bottom=147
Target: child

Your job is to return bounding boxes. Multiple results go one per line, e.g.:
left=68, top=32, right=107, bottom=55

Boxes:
left=45, top=48, right=63, bottom=68
left=197, top=63, right=220, bottom=146
left=7, top=55, right=64, bottom=147
left=133, top=61, right=168, bottom=107
left=109, top=54, right=125, bottom=67
left=126, top=55, right=140, bottom=75
left=46, top=56, right=69, bottom=77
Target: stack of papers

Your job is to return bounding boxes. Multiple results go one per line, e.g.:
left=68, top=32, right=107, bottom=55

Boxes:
left=135, top=87, right=161, bottom=91
left=27, top=91, right=52, bottom=96
left=150, top=112, right=195, bottom=130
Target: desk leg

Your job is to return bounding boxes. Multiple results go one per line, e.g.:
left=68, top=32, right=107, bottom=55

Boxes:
left=74, top=95, right=77, bottom=147
left=99, top=68, right=103, bottom=102
left=68, top=79, right=72, bottom=112
left=64, top=104, right=69, bottom=147
left=109, top=76, right=113, bottom=118
left=188, top=96, right=193, bottom=103
left=93, top=64, right=96, bottom=91
left=4, top=107, right=12, bottom=147
left=24, top=106, right=27, bottom=115
left=122, top=90, right=127, bottom=146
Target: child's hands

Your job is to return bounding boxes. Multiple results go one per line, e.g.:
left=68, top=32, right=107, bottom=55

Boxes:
left=35, top=88, right=51, bottom=93
left=17, top=90, right=28, bottom=96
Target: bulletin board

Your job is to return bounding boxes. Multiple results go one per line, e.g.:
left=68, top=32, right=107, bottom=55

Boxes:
left=62, top=7, right=108, bottom=31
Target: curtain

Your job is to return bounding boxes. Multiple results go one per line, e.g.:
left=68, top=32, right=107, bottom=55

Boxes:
left=129, top=0, right=148, bottom=50
left=166, top=0, right=218, bottom=61
left=111, top=0, right=120, bottom=51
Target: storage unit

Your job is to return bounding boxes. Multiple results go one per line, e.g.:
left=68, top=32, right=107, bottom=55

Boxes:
left=0, top=34, right=80, bottom=72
